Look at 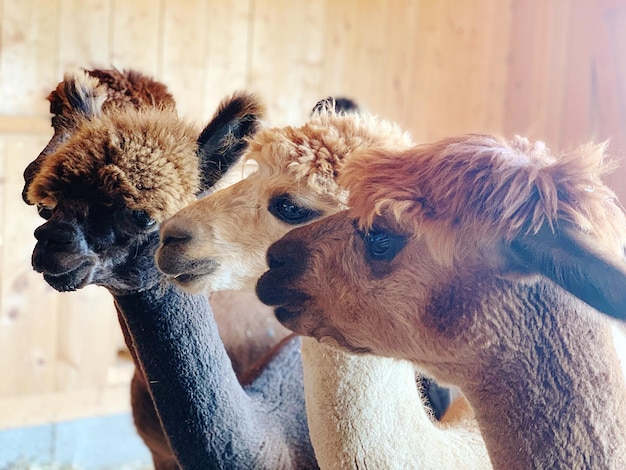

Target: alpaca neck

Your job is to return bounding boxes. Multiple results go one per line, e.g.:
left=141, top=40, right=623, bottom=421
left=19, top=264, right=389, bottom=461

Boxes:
left=114, top=281, right=261, bottom=467
left=114, top=280, right=302, bottom=468
left=457, top=286, right=626, bottom=469
left=300, top=337, right=491, bottom=469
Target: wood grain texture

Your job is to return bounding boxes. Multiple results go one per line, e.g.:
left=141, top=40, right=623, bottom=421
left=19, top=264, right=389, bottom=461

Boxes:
left=1, top=0, right=626, bottom=429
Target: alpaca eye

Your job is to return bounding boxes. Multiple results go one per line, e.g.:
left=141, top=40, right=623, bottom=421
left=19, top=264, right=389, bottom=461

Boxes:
left=363, top=227, right=407, bottom=261
left=132, top=210, right=156, bottom=229
left=269, top=195, right=320, bottom=225
left=37, top=204, right=54, bottom=220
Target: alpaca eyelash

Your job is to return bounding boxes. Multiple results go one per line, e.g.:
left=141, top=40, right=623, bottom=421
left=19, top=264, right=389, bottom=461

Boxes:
left=268, top=194, right=321, bottom=225
left=353, top=220, right=407, bottom=261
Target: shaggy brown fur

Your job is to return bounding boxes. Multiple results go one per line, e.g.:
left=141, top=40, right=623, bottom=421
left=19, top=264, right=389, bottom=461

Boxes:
left=257, top=134, right=626, bottom=468
left=344, top=135, right=625, bottom=264
left=27, top=107, right=200, bottom=223
left=22, top=69, right=176, bottom=202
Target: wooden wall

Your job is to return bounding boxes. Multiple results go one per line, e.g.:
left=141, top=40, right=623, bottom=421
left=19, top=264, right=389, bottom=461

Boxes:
left=1, top=0, right=626, bottom=429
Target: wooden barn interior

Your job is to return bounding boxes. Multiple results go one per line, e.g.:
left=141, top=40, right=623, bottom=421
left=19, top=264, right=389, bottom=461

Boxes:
left=1, top=0, right=626, bottom=467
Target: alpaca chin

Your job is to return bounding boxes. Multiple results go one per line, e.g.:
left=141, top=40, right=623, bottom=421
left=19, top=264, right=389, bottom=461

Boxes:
left=41, top=262, right=94, bottom=292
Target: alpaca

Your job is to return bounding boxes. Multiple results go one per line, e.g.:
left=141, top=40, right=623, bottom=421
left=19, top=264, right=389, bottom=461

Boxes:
left=156, top=103, right=492, bottom=468
left=23, top=74, right=317, bottom=469
left=256, top=134, right=626, bottom=468
left=24, top=68, right=291, bottom=470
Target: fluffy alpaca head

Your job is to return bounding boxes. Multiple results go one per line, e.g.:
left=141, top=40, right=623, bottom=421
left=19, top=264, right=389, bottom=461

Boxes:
left=256, top=134, right=626, bottom=360
left=344, top=134, right=626, bottom=265
left=24, top=71, right=264, bottom=294
left=26, top=107, right=200, bottom=223
left=22, top=68, right=176, bottom=203
left=156, top=109, right=414, bottom=293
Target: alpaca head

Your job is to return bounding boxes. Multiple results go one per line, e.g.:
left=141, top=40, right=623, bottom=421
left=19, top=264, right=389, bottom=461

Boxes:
left=155, top=101, right=413, bottom=293
left=256, top=134, right=626, bottom=364
left=23, top=71, right=264, bottom=294
left=22, top=68, right=176, bottom=203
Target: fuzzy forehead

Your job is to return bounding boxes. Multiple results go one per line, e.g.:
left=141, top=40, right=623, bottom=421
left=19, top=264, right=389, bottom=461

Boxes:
left=342, top=134, right=626, bottom=257
left=245, top=112, right=413, bottom=201
left=27, top=108, right=200, bottom=222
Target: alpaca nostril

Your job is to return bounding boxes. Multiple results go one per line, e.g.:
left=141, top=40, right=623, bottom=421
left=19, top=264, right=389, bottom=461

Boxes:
left=34, top=222, right=76, bottom=245
left=266, top=239, right=293, bottom=270
left=161, top=227, right=192, bottom=247
left=267, top=252, right=284, bottom=270
left=265, top=238, right=309, bottom=279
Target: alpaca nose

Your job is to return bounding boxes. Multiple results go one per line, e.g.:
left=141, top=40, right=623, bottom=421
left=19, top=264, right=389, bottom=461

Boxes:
left=160, top=224, right=192, bottom=247
left=257, top=238, right=310, bottom=307
left=266, top=237, right=310, bottom=281
left=34, top=221, right=77, bottom=246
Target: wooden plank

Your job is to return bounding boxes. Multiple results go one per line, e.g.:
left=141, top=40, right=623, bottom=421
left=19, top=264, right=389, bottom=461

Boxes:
left=558, top=0, right=595, bottom=150
left=321, top=0, right=387, bottom=117
left=376, top=0, right=422, bottom=127
left=592, top=0, right=626, bottom=201
left=402, top=0, right=515, bottom=142
left=55, top=288, right=120, bottom=392
left=249, top=0, right=326, bottom=125
left=317, top=0, right=358, bottom=103
left=200, top=0, right=253, bottom=120
left=0, top=0, right=60, bottom=117
left=160, top=0, right=209, bottom=121
left=504, top=0, right=572, bottom=148
left=0, top=384, right=132, bottom=430
left=110, top=0, right=161, bottom=76
left=57, top=0, right=112, bottom=74
left=0, top=135, right=60, bottom=398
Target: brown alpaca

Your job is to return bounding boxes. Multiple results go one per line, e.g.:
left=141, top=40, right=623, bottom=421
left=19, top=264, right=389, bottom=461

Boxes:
left=24, top=70, right=301, bottom=469
left=157, top=106, right=491, bottom=468
left=257, top=134, right=626, bottom=469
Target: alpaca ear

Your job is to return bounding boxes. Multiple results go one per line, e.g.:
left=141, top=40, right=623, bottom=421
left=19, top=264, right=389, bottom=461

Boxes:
left=62, top=72, right=107, bottom=119
left=508, top=224, right=626, bottom=321
left=311, top=96, right=359, bottom=116
left=196, top=91, right=265, bottom=192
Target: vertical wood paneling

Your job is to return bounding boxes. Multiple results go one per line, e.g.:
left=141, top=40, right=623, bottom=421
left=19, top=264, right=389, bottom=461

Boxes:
left=160, top=0, right=209, bottom=121
left=591, top=2, right=626, bottom=196
left=594, top=3, right=626, bottom=147
left=2, top=0, right=626, bottom=429
left=0, top=136, right=59, bottom=397
left=404, top=0, right=515, bottom=142
left=378, top=0, right=422, bottom=124
left=55, top=288, right=119, bottom=392
left=201, top=0, right=252, bottom=120
left=57, top=0, right=112, bottom=74
left=559, top=0, right=595, bottom=150
left=320, top=0, right=392, bottom=117
left=249, top=0, right=326, bottom=125
left=0, top=0, right=60, bottom=116
left=504, top=0, right=572, bottom=148
left=110, top=0, right=161, bottom=75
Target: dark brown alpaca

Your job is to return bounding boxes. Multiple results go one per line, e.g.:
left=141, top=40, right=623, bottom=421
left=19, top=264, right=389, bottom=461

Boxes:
left=23, top=70, right=312, bottom=469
